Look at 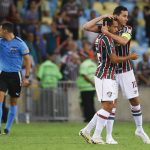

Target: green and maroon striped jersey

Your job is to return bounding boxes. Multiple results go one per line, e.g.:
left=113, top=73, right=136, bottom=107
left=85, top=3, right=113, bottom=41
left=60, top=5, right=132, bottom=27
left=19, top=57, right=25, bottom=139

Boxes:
left=115, top=25, right=133, bottom=74
left=95, top=33, right=116, bottom=80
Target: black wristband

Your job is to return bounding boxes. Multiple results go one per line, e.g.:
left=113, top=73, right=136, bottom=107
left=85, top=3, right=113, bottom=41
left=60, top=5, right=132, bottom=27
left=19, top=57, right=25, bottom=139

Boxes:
left=25, top=75, right=29, bottom=79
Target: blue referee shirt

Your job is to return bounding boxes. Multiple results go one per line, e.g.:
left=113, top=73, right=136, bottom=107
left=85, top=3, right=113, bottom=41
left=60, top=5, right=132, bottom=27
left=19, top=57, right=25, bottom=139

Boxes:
left=0, top=36, right=29, bottom=72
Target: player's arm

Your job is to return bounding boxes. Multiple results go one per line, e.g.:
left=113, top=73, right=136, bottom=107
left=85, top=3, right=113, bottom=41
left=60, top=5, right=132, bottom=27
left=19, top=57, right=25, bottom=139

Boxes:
left=83, top=14, right=113, bottom=33
left=103, top=32, right=130, bottom=45
left=102, top=24, right=131, bottom=45
left=105, top=37, right=138, bottom=63
left=109, top=52, right=138, bottom=63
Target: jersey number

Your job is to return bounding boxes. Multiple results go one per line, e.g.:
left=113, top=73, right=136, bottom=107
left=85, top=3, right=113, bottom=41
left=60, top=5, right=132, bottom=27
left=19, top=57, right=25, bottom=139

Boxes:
left=132, top=81, right=137, bottom=88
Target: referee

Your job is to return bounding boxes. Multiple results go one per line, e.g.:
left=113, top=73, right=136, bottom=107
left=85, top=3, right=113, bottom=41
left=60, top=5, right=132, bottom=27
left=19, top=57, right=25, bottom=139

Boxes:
left=0, top=22, right=31, bottom=134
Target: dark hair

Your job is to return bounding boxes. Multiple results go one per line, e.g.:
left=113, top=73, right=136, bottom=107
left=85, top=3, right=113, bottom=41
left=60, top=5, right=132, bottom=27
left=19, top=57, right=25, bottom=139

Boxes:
left=1, top=22, right=14, bottom=33
left=113, top=6, right=128, bottom=15
left=103, top=17, right=113, bottom=26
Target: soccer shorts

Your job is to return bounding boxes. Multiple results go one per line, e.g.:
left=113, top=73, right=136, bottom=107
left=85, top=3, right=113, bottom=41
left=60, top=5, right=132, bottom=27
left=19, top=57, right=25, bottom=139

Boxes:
left=116, top=70, right=139, bottom=99
left=0, top=71, right=22, bottom=97
left=94, top=76, right=118, bottom=102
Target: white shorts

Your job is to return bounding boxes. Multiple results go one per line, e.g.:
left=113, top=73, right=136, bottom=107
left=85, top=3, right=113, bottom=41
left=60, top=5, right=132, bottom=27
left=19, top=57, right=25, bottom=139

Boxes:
left=94, top=76, right=118, bottom=102
left=116, top=70, right=139, bottom=99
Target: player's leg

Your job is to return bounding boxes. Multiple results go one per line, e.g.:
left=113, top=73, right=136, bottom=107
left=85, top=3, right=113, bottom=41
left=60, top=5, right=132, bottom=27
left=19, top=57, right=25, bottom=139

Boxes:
left=91, top=79, right=117, bottom=144
left=106, top=78, right=118, bottom=144
left=91, top=101, right=113, bottom=144
left=129, top=97, right=150, bottom=144
left=0, top=91, right=5, bottom=134
left=119, top=70, right=150, bottom=144
left=4, top=97, right=18, bottom=134
left=106, top=101, right=118, bottom=144
left=0, top=72, right=8, bottom=134
left=3, top=72, right=21, bottom=135
left=79, top=77, right=102, bottom=143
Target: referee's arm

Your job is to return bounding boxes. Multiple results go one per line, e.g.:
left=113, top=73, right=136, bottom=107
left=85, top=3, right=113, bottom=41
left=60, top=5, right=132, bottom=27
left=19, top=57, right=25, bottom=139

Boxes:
left=23, top=54, right=31, bottom=78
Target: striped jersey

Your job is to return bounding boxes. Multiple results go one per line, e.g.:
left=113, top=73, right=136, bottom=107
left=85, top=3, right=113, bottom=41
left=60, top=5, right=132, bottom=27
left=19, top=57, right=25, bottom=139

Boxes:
left=115, top=25, right=132, bottom=74
left=95, top=33, right=116, bottom=80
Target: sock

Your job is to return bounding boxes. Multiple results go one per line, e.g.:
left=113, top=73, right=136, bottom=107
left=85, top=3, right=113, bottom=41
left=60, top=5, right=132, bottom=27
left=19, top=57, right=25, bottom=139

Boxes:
left=5, top=105, right=17, bottom=131
left=106, top=108, right=116, bottom=139
left=92, top=109, right=110, bottom=139
left=0, top=102, right=3, bottom=129
left=130, top=105, right=143, bottom=131
left=84, top=113, right=97, bottom=134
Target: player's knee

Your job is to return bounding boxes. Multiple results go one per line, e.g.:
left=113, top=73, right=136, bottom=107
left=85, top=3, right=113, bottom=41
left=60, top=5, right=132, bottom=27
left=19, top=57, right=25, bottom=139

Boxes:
left=129, top=97, right=140, bottom=106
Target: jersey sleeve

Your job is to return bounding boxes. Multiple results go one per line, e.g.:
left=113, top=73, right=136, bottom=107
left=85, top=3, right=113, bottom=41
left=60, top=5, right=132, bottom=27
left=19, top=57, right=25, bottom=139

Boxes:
left=20, top=41, right=30, bottom=55
left=121, top=26, right=132, bottom=41
left=103, top=36, right=115, bottom=55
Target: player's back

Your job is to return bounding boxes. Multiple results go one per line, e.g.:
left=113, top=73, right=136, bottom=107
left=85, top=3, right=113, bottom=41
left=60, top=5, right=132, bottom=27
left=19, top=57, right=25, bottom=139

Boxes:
left=94, top=33, right=116, bottom=80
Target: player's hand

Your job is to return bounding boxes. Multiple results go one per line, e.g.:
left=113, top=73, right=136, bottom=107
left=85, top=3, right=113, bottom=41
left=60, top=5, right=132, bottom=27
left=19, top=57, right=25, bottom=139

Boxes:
left=102, top=14, right=114, bottom=19
left=22, top=78, right=30, bottom=87
left=129, top=52, right=139, bottom=60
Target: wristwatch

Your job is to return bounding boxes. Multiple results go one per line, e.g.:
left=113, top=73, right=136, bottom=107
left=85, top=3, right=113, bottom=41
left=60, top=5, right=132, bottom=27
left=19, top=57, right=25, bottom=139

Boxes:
left=25, top=75, right=30, bottom=79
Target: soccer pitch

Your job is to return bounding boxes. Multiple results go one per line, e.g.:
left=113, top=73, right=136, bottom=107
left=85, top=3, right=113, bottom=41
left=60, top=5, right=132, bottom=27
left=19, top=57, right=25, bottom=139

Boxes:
left=0, top=122, right=150, bottom=150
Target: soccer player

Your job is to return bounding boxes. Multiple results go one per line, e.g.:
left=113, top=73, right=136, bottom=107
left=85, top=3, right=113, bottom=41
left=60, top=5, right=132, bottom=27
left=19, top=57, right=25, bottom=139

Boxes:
left=102, top=6, right=150, bottom=144
left=0, top=22, right=31, bottom=134
left=79, top=17, right=138, bottom=144
left=82, top=6, right=150, bottom=144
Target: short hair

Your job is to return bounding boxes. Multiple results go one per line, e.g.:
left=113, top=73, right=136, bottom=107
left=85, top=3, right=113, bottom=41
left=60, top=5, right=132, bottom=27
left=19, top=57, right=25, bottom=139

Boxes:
left=103, top=17, right=113, bottom=26
left=1, top=22, right=14, bottom=33
left=113, top=6, right=128, bottom=15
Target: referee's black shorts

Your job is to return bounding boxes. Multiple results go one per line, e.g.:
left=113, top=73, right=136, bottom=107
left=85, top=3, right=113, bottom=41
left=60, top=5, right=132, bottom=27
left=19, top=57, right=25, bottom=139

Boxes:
left=0, top=71, right=22, bottom=97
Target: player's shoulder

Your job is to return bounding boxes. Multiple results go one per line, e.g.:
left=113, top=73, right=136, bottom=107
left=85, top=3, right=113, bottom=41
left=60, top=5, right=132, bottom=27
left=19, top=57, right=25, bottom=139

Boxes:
left=15, top=36, right=25, bottom=43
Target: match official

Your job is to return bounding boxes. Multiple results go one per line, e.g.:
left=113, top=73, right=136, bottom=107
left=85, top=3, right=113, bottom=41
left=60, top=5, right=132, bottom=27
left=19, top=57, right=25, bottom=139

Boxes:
left=0, top=22, right=31, bottom=134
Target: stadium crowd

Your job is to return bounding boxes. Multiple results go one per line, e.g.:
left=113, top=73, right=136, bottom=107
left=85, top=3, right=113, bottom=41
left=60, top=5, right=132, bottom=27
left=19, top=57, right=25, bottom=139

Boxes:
left=0, top=0, right=150, bottom=86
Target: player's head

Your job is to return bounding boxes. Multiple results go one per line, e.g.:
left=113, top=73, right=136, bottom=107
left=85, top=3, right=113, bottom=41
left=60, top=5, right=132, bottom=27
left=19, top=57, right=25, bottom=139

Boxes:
left=0, top=22, right=14, bottom=37
left=113, top=6, right=128, bottom=26
left=103, top=17, right=118, bottom=34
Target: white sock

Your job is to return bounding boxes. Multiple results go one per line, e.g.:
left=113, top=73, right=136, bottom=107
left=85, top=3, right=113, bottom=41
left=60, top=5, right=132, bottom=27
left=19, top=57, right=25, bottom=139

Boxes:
left=106, top=108, right=116, bottom=139
left=84, top=114, right=97, bottom=134
left=92, top=109, right=110, bottom=139
left=130, top=105, right=143, bottom=131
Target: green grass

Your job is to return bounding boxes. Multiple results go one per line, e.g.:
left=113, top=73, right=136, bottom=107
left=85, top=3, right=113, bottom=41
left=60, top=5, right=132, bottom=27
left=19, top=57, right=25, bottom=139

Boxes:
left=0, top=121, right=150, bottom=150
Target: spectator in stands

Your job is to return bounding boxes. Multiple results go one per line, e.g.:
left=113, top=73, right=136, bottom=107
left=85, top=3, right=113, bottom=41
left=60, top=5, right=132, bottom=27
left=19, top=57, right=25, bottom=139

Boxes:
left=76, top=51, right=97, bottom=122
left=143, top=5, right=150, bottom=46
left=37, top=53, right=62, bottom=88
left=44, top=22, right=61, bottom=55
left=55, top=10, right=69, bottom=44
left=23, top=0, right=40, bottom=33
left=35, top=34, right=46, bottom=63
left=60, top=38, right=80, bottom=81
left=81, top=40, right=95, bottom=60
left=62, top=0, right=81, bottom=40
left=136, top=53, right=150, bottom=86
left=25, top=32, right=38, bottom=65
left=128, top=6, right=139, bottom=40
left=0, top=0, right=14, bottom=22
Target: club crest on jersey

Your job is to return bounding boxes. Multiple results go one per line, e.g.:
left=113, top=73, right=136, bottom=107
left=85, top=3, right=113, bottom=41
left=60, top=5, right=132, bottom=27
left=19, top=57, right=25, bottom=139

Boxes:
left=107, top=92, right=112, bottom=97
left=10, top=47, right=17, bottom=54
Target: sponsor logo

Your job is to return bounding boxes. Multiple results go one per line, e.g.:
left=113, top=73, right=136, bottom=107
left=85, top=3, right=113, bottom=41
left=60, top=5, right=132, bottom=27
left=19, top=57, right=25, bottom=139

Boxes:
left=16, top=93, right=19, bottom=96
left=107, top=92, right=112, bottom=97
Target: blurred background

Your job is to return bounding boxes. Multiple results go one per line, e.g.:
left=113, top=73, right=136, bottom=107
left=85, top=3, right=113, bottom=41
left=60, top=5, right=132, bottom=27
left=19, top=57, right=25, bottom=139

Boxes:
left=1, top=0, right=150, bottom=123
